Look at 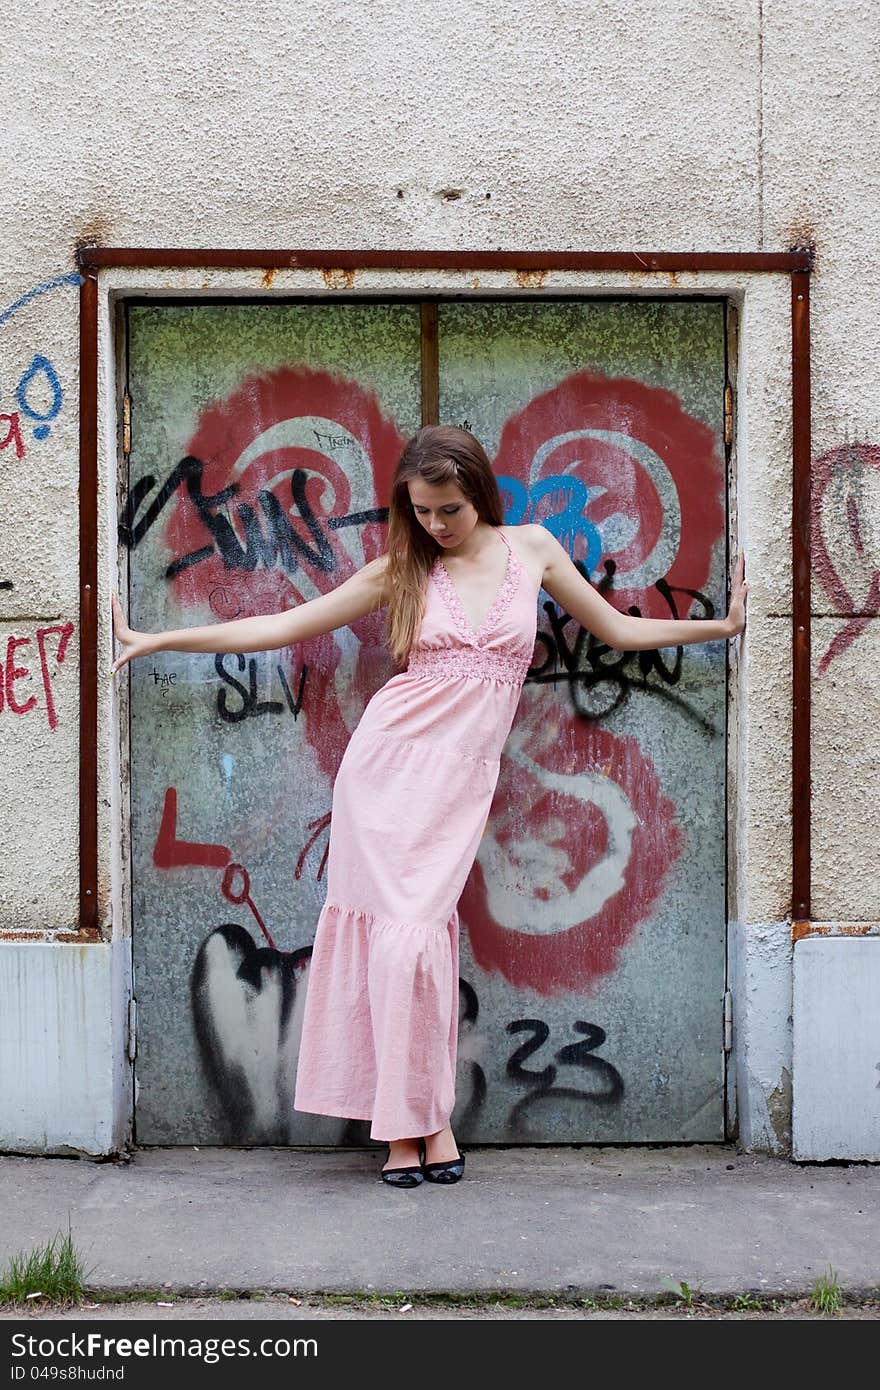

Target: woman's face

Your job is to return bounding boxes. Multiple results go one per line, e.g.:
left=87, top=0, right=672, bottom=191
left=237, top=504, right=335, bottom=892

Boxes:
left=407, top=476, right=480, bottom=548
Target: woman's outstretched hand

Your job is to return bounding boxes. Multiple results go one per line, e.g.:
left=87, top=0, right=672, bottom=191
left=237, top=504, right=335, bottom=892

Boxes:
left=726, top=554, right=748, bottom=638
left=110, top=592, right=155, bottom=675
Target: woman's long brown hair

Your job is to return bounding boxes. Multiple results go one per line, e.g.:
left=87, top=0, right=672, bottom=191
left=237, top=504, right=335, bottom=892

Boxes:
left=384, top=425, right=504, bottom=667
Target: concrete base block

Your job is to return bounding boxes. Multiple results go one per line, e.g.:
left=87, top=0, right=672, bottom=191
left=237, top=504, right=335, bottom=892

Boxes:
left=793, top=937, right=880, bottom=1161
left=728, top=920, right=793, bottom=1154
left=0, top=940, right=131, bottom=1156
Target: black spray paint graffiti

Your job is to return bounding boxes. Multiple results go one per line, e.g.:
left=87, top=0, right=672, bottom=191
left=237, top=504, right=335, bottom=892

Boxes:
left=120, top=454, right=387, bottom=578
left=214, top=653, right=309, bottom=724
left=504, top=1019, right=624, bottom=1128
left=126, top=456, right=717, bottom=736
left=456, top=978, right=488, bottom=1131
left=189, top=923, right=624, bottom=1144
left=191, top=924, right=310, bottom=1144
left=528, top=558, right=719, bottom=734
left=457, top=982, right=625, bottom=1135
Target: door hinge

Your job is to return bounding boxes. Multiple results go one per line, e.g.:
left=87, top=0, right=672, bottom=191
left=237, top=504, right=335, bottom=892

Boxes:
left=723, top=989, right=733, bottom=1053
left=122, top=389, right=132, bottom=458
left=127, top=996, right=138, bottom=1064
left=723, top=382, right=733, bottom=448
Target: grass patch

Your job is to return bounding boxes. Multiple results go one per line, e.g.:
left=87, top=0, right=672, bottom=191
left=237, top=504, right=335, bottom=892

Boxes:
left=89, top=1287, right=259, bottom=1305
left=810, top=1268, right=842, bottom=1316
left=32, top=1282, right=867, bottom=1319
left=0, top=1228, right=89, bottom=1308
left=731, top=1292, right=764, bottom=1312
left=660, top=1278, right=697, bottom=1310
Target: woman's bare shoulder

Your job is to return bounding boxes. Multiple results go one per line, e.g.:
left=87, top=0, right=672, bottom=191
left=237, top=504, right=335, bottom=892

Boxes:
left=363, top=552, right=391, bottom=576
left=332, top=551, right=391, bottom=610
left=365, top=551, right=391, bottom=590
left=501, top=522, right=550, bottom=587
left=501, top=521, right=548, bottom=545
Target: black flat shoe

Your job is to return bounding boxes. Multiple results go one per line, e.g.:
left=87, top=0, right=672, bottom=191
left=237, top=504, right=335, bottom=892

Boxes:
left=380, top=1144, right=424, bottom=1188
left=422, top=1141, right=465, bottom=1184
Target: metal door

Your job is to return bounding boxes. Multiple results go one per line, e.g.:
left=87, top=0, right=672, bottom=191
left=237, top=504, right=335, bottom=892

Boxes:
left=125, top=303, right=421, bottom=1143
left=125, top=298, right=727, bottom=1144
left=440, top=300, right=728, bottom=1141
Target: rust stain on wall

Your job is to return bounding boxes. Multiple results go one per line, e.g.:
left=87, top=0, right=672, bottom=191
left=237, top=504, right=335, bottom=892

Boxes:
left=792, top=920, right=880, bottom=941
left=321, top=268, right=356, bottom=290
left=73, top=214, right=114, bottom=253
left=0, top=927, right=104, bottom=943
left=260, top=268, right=279, bottom=289
left=514, top=269, right=547, bottom=289
left=767, top=1069, right=792, bottom=1150
left=784, top=221, right=819, bottom=263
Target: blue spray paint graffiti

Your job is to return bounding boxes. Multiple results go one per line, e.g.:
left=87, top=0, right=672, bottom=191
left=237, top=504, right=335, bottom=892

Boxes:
left=0, top=272, right=83, bottom=329
left=497, top=472, right=604, bottom=575
left=0, top=271, right=82, bottom=588
left=14, top=354, right=63, bottom=441
left=0, top=271, right=81, bottom=469
left=0, top=352, right=64, bottom=456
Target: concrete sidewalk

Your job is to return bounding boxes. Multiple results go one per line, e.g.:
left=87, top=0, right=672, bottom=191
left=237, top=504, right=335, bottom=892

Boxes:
left=1, top=1145, right=878, bottom=1299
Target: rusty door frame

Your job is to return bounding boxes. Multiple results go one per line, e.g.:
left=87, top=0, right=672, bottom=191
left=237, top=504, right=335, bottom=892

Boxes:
left=76, top=247, right=814, bottom=964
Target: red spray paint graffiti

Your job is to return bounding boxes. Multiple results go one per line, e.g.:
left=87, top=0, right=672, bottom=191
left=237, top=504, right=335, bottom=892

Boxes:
left=493, top=371, right=725, bottom=619
left=460, top=689, right=684, bottom=995
left=813, top=442, right=880, bottom=673
left=162, top=368, right=407, bottom=781
left=0, top=623, right=74, bottom=730
left=153, top=785, right=231, bottom=870
left=150, top=367, right=713, bottom=997
left=0, top=414, right=25, bottom=459
left=153, top=785, right=287, bottom=953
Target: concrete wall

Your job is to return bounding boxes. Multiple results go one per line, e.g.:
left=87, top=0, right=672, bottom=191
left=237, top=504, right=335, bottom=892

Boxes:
left=1, top=0, right=877, bottom=1156
left=0, top=942, right=131, bottom=1155
left=793, top=938, right=880, bottom=1160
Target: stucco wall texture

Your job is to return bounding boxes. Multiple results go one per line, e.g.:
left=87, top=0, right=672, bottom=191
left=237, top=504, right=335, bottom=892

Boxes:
left=0, top=0, right=877, bottom=1155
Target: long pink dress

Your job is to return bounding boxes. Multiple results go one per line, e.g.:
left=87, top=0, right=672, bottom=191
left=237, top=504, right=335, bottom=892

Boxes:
left=293, top=525, right=538, bottom=1141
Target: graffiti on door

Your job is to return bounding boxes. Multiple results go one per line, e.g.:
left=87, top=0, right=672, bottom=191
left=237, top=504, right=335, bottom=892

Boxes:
left=155, top=782, right=628, bottom=1142
left=130, top=350, right=724, bottom=1141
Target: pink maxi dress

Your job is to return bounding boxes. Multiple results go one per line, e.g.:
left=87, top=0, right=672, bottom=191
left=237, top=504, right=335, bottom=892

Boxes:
left=293, top=525, right=538, bottom=1141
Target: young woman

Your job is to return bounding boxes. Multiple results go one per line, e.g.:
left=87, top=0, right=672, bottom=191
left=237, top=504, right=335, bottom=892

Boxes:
left=112, top=425, right=747, bottom=1189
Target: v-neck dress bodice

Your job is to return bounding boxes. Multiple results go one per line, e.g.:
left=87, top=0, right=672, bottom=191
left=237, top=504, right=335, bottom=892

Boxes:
left=352, top=527, right=537, bottom=766
left=293, top=526, right=539, bottom=1141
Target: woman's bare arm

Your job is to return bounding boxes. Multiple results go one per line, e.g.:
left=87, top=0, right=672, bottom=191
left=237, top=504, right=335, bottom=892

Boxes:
left=111, top=555, right=390, bottom=674
left=531, top=526, right=747, bottom=650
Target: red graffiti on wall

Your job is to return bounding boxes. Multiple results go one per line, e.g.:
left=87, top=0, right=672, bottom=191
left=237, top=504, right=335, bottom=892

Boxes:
left=153, top=785, right=284, bottom=952
left=151, top=367, right=716, bottom=997
left=0, top=414, right=25, bottom=459
left=163, top=368, right=406, bottom=781
left=813, top=442, right=880, bottom=674
left=493, top=371, right=725, bottom=619
left=154, top=786, right=231, bottom=869
left=460, top=690, right=684, bottom=996
left=0, top=623, right=74, bottom=730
